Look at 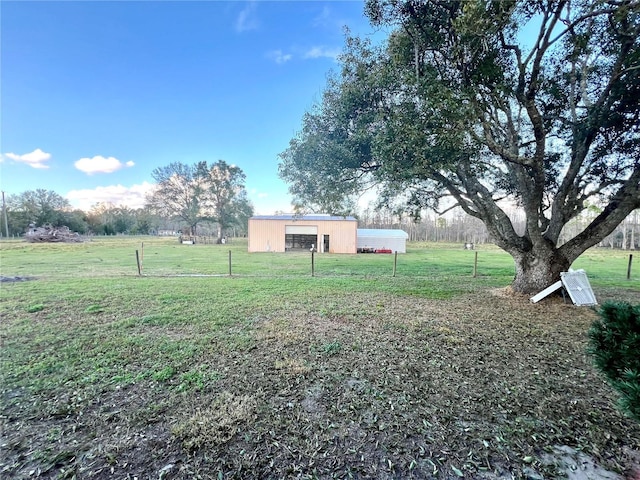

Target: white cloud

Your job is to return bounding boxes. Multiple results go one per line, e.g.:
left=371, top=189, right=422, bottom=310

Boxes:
left=312, top=5, right=347, bottom=32
left=313, top=6, right=334, bottom=28
left=66, top=182, right=155, bottom=211
left=2, top=148, right=52, bottom=169
left=74, top=155, right=135, bottom=175
left=303, top=46, right=341, bottom=61
left=236, top=2, right=259, bottom=32
left=267, top=49, right=293, bottom=64
left=258, top=193, right=268, bottom=198
left=265, top=46, right=340, bottom=65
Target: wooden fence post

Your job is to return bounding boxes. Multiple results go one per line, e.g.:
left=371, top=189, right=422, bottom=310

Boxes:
left=393, top=251, right=398, bottom=277
left=135, top=250, right=141, bottom=276
left=628, top=254, right=633, bottom=280
left=473, top=251, right=478, bottom=278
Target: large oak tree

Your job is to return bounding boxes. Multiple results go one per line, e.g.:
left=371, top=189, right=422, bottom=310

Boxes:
left=279, top=0, right=640, bottom=294
left=147, top=160, right=253, bottom=240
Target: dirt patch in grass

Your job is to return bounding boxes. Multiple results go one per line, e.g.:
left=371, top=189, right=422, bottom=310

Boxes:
left=0, top=275, right=35, bottom=283
left=2, top=288, right=639, bottom=479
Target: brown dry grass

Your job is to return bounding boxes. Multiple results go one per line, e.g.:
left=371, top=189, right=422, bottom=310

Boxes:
left=2, top=287, right=640, bottom=479
left=172, top=391, right=258, bottom=451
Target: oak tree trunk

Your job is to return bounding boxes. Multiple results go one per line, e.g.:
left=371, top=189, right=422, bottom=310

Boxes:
left=511, top=247, right=571, bottom=295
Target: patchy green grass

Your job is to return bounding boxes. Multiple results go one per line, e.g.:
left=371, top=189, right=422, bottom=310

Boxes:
left=1, top=236, right=636, bottom=285
left=1, top=237, right=639, bottom=478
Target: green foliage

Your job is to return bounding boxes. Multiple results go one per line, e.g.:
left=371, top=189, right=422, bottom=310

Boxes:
left=147, top=160, right=253, bottom=237
left=320, top=340, right=342, bottom=356
left=3, top=190, right=160, bottom=236
left=588, top=301, right=640, bottom=422
left=178, top=368, right=218, bottom=392
left=7, top=189, right=70, bottom=225
left=63, top=210, right=90, bottom=234
left=5, top=189, right=76, bottom=235
left=153, top=365, right=177, bottom=383
left=87, top=203, right=160, bottom=236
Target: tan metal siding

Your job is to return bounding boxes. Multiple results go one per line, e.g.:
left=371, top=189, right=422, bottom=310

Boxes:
left=248, top=218, right=286, bottom=252
left=317, top=220, right=357, bottom=253
left=248, top=218, right=357, bottom=253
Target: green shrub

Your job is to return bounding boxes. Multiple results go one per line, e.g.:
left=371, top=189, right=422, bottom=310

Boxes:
left=588, top=301, right=640, bottom=422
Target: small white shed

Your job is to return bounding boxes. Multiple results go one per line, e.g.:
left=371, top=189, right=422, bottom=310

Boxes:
left=357, top=229, right=409, bottom=253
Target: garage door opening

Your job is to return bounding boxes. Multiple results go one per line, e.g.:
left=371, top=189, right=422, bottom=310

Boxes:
left=285, top=234, right=318, bottom=251
left=285, top=225, right=318, bottom=252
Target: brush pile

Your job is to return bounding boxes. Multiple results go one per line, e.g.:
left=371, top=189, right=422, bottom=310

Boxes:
left=25, top=224, right=84, bottom=243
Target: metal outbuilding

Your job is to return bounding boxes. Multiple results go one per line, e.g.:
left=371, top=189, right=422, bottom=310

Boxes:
left=248, top=215, right=358, bottom=253
left=357, top=229, right=409, bottom=254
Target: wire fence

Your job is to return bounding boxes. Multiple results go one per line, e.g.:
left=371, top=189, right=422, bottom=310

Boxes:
left=131, top=240, right=637, bottom=285
left=0, top=236, right=634, bottom=286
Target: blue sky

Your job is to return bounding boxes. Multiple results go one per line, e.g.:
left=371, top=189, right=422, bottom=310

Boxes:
left=1, top=1, right=380, bottom=214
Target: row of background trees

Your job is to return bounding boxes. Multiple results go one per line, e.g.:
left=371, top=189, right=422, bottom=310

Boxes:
left=362, top=206, right=639, bottom=250
left=1, top=160, right=255, bottom=242
left=2, top=185, right=638, bottom=250
left=2, top=190, right=159, bottom=237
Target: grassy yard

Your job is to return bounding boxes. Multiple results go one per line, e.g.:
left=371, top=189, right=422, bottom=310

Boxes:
left=1, top=237, right=639, bottom=479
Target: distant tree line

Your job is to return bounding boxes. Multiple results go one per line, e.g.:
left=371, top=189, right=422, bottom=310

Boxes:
left=2, top=160, right=254, bottom=240
left=2, top=185, right=638, bottom=250
left=358, top=204, right=640, bottom=250
left=2, top=178, right=637, bottom=249
left=2, top=189, right=162, bottom=237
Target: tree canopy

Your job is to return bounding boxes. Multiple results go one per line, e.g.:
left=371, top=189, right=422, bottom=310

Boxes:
left=279, top=0, right=640, bottom=293
left=7, top=189, right=70, bottom=226
left=147, top=160, right=253, bottom=239
left=5, top=189, right=74, bottom=235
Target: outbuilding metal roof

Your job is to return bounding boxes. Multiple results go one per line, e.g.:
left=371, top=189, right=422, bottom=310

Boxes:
left=251, top=214, right=357, bottom=221
left=357, top=229, right=409, bottom=238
